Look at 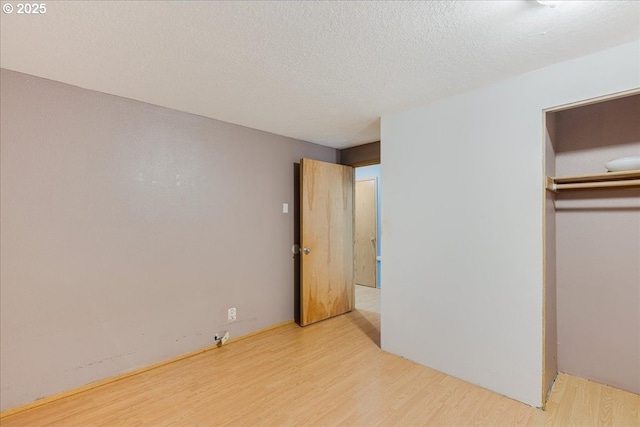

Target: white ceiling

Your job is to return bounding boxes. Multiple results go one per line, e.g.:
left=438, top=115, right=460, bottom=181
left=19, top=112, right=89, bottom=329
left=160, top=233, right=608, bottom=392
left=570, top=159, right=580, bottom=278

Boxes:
left=1, top=1, right=639, bottom=149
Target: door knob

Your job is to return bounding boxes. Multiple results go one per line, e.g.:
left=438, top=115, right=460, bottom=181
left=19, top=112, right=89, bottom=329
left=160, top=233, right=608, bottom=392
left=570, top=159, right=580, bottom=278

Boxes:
left=303, top=247, right=311, bottom=254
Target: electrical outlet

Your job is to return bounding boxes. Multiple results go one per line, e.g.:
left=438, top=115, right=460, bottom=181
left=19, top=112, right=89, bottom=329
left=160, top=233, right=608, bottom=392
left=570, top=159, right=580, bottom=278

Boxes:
left=228, top=307, right=236, bottom=322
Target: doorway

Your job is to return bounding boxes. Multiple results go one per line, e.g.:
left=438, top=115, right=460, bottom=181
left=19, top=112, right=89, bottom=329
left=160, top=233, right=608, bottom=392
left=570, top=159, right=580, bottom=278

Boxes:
left=293, top=158, right=382, bottom=326
left=355, top=164, right=381, bottom=314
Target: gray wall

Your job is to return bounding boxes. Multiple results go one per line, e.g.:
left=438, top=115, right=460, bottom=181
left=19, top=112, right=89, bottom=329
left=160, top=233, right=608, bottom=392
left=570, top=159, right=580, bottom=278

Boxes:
left=0, top=69, right=337, bottom=411
left=554, top=95, right=640, bottom=394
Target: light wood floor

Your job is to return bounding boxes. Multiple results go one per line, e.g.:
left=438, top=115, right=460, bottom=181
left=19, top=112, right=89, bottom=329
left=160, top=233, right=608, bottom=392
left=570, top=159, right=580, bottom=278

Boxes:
left=2, top=299, right=638, bottom=426
left=355, top=283, right=380, bottom=313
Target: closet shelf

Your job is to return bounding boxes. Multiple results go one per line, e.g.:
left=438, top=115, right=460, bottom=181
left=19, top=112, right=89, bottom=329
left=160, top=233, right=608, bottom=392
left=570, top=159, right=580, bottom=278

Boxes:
left=546, top=170, right=640, bottom=192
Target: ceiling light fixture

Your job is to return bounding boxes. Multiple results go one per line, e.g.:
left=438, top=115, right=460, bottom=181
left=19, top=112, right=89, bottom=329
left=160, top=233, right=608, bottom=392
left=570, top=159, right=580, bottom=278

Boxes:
left=536, top=0, right=560, bottom=7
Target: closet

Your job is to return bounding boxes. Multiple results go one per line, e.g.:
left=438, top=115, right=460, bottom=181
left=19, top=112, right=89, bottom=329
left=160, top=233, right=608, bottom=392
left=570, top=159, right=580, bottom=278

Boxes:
left=543, top=91, right=640, bottom=402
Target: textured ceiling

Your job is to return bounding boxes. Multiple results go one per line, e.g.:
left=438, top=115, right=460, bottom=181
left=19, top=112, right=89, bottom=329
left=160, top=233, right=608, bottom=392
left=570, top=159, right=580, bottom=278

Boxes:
left=1, top=1, right=639, bottom=148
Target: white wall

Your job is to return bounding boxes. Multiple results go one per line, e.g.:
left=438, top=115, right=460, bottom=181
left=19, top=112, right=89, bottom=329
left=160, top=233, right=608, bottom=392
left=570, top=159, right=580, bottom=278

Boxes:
left=380, top=40, right=640, bottom=407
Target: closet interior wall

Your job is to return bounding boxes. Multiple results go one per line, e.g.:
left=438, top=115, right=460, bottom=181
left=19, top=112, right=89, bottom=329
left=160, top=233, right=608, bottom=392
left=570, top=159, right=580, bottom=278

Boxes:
left=547, top=93, right=640, bottom=395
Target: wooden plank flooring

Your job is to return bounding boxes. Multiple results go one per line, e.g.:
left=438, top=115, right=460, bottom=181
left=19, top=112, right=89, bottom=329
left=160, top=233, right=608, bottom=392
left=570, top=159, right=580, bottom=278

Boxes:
left=355, top=284, right=380, bottom=313
left=2, top=296, right=639, bottom=426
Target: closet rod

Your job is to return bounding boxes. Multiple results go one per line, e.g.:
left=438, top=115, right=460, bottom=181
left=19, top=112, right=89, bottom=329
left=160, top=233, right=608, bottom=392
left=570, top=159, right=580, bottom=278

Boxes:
left=551, top=179, right=640, bottom=192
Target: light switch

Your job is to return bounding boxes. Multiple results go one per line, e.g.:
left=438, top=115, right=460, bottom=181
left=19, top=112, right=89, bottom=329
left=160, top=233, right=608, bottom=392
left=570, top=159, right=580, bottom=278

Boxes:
left=282, top=203, right=289, bottom=214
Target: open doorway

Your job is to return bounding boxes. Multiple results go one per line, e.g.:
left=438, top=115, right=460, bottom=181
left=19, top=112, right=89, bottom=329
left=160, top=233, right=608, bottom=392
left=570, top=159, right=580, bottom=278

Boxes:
left=294, top=144, right=381, bottom=328
left=355, top=164, right=381, bottom=314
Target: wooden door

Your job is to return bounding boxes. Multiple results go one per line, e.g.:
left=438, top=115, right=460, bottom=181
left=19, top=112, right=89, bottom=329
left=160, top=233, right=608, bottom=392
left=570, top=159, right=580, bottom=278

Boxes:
left=355, top=178, right=377, bottom=288
left=300, top=158, right=354, bottom=326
